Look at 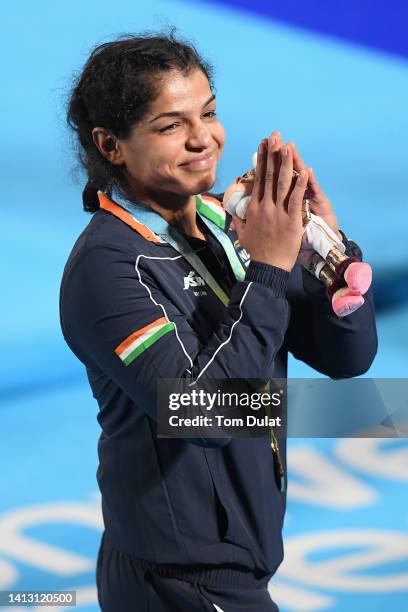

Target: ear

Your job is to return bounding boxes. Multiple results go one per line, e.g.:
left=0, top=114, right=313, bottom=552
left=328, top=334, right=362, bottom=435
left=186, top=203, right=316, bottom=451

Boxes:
left=92, top=127, right=125, bottom=166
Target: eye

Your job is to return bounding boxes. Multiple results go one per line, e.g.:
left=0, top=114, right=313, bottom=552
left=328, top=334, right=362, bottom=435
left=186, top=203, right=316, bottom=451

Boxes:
left=203, top=110, right=217, bottom=119
left=158, top=123, right=180, bottom=133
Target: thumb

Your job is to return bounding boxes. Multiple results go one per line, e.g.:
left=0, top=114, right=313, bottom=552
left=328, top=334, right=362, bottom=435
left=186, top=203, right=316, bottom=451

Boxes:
left=232, top=216, right=246, bottom=237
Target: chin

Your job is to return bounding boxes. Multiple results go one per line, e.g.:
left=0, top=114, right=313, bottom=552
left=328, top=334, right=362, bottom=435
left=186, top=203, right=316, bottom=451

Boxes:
left=190, top=171, right=217, bottom=195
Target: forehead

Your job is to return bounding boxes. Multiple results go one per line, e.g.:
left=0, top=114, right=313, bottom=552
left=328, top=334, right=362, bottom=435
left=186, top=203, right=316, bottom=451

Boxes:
left=146, top=69, right=213, bottom=115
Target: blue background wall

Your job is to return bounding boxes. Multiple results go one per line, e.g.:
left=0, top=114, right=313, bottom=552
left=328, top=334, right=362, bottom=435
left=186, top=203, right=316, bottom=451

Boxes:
left=1, top=1, right=407, bottom=610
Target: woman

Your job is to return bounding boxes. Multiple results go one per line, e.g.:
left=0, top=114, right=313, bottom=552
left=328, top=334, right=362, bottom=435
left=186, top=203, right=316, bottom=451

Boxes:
left=60, top=32, right=377, bottom=611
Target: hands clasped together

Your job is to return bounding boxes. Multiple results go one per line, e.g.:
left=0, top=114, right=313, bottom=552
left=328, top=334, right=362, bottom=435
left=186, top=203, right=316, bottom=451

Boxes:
left=232, top=131, right=340, bottom=273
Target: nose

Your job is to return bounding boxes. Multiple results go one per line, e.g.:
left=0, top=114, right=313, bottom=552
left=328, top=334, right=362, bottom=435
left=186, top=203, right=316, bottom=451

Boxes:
left=186, top=120, right=212, bottom=149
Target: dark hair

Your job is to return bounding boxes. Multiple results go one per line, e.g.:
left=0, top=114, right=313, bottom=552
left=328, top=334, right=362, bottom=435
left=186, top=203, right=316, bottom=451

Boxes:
left=67, top=30, right=214, bottom=212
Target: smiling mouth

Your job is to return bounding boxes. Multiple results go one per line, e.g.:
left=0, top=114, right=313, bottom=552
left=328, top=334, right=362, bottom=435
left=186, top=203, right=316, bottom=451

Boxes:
left=180, top=150, right=217, bottom=167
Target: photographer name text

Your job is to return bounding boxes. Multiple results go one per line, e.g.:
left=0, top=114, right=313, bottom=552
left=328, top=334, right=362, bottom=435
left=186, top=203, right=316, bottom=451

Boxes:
left=168, top=415, right=282, bottom=427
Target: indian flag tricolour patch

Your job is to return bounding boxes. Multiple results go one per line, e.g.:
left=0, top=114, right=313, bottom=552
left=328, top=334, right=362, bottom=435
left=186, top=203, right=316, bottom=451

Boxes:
left=115, top=317, right=175, bottom=366
left=196, top=194, right=226, bottom=229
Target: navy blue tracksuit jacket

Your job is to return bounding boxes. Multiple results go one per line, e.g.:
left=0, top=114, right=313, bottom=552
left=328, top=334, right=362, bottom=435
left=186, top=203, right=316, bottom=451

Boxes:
left=59, top=192, right=377, bottom=590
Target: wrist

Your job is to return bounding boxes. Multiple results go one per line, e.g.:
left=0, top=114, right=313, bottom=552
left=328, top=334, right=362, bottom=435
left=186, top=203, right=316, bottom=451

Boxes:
left=249, top=252, right=294, bottom=273
left=246, top=261, right=289, bottom=296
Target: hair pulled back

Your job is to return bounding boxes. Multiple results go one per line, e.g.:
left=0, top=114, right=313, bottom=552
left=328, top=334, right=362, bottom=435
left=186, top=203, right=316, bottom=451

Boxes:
left=67, top=30, right=214, bottom=212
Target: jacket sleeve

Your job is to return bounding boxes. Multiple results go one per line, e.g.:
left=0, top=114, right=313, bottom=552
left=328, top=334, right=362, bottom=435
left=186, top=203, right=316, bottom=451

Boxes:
left=285, top=235, right=378, bottom=378
left=60, top=247, right=290, bottom=447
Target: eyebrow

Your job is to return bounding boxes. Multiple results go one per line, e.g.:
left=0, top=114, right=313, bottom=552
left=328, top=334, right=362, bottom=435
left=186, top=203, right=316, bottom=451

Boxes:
left=148, top=94, right=216, bottom=123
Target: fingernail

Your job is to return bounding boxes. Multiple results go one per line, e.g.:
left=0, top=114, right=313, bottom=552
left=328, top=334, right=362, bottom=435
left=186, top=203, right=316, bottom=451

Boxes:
left=281, top=145, right=288, bottom=157
left=270, top=136, right=276, bottom=146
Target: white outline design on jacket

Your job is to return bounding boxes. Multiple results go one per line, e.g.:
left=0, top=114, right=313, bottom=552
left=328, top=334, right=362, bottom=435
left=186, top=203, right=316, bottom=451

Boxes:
left=134, top=254, right=253, bottom=382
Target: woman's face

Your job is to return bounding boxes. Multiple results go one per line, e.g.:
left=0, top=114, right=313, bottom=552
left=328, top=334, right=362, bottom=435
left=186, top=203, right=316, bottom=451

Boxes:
left=115, top=69, right=225, bottom=203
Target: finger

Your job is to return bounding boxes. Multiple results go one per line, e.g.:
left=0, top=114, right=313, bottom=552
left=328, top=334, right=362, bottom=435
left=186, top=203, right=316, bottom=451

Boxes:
left=276, top=145, right=294, bottom=209
left=264, top=131, right=282, bottom=204
left=252, top=131, right=283, bottom=168
left=288, top=170, right=308, bottom=219
left=232, top=216, right=245, bottom=234
left=252, top=139, right=268, bottom=202
left=287, top=142, right=306, bottom=172
left=274, top=131, right=283, bottom=148
left=306, top=167, right=325, bottom=201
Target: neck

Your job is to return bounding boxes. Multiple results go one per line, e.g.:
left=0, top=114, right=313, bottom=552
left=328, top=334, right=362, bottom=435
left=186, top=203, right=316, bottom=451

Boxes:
left=130, top=189, right=207, bottom=240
